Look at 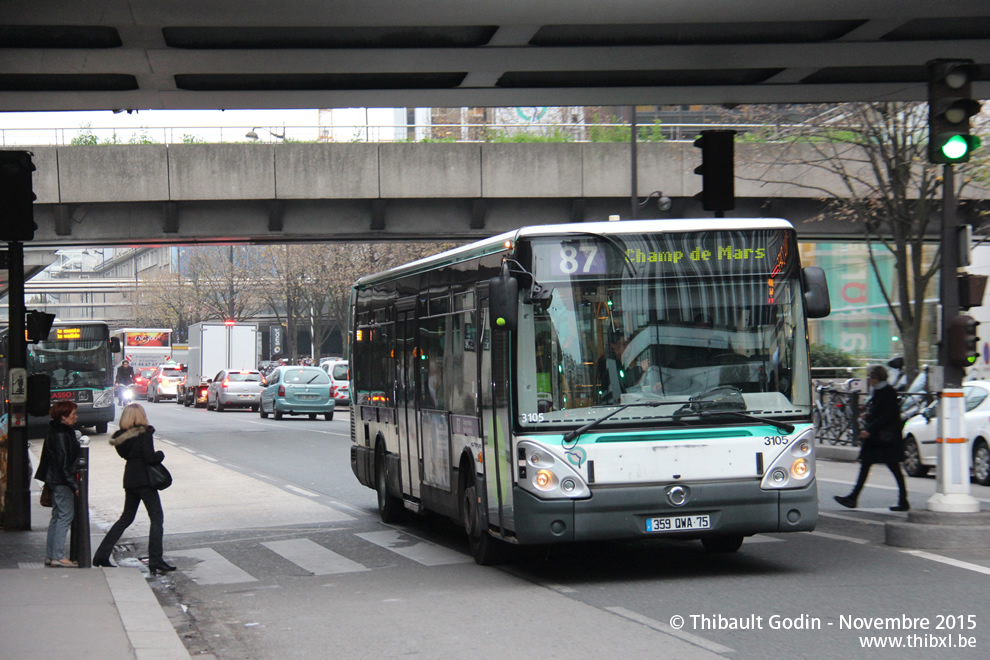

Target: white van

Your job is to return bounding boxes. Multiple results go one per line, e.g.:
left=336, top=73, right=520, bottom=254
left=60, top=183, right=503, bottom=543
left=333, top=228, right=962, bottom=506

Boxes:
left=321, top=359, right=350, bottom=406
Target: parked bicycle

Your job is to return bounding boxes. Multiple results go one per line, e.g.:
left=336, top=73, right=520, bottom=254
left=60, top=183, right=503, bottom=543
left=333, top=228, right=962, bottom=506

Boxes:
left=814, top=384, right=859, bottom=446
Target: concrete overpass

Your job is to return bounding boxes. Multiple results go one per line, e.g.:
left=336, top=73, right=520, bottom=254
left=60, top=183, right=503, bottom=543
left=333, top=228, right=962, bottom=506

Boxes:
left=12, top=141, right=989, bottom=248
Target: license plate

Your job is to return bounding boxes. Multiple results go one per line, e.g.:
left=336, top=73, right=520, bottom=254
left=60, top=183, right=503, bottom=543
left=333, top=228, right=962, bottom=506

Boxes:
left=298, top=394, right=320, bottom=400
left=238, top=394, right=253, bottom=399
left=646, top=514, right=710, bottom=533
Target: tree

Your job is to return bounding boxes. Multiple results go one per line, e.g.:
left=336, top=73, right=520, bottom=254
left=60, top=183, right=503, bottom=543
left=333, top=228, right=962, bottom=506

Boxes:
left=755, top=102, right=988, bottom=381
left=182, top=246, right=267, bottom=322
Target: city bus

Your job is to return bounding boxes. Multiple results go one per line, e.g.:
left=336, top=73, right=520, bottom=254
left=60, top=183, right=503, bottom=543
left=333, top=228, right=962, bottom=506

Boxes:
left=110, top=328, right=173, bottom=370
left=1, top=321, right=119, bottom=434
left=349, top=219, right=830, bottom=563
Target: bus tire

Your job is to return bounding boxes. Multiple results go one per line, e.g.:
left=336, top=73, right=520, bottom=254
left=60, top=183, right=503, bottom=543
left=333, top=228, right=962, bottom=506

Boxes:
left=461, top=469, right=505, bottom=565
left=701, top=535, right=744, bottom=553
left=376, top=441, right=402, bottom=523
left=96, top=422, right=108, bottom=434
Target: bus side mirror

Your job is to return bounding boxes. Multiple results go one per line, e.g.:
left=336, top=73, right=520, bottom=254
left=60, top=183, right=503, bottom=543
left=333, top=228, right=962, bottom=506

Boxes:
left=489, top=267, right=519, bottom=332
left=109, top=337, right=121, bottom=353
left=27, top=374, right=51, bottom=417
left=802, top=267, right=830, bottom=319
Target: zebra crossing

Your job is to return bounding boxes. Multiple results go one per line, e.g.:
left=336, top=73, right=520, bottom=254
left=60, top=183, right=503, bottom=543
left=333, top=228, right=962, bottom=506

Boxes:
left=165, top=526, right=472, bottom=585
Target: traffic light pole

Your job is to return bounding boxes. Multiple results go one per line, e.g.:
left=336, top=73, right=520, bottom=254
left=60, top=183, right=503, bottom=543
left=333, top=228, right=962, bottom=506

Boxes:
left=3, top=240, right=31, bottom=529
left=938, top=164, right=964, bottom=388
left=930, top=164, right=980, bottom=513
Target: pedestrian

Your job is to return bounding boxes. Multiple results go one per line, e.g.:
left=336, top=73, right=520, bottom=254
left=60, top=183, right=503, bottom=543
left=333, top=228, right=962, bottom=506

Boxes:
left=92, top=403, right=176, bottom=573
left=834, top=364, right=910, bottom=512
left=34, top=401, right=80, bottom=568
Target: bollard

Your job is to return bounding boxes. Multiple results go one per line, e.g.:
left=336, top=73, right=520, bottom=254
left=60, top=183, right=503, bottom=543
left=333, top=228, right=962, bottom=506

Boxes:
left=70, top=434, right=92, bottom=568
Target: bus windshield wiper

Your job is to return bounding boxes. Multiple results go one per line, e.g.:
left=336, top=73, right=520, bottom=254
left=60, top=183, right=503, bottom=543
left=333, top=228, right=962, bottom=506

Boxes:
left=679, top=409, right=795, bottom=435
left=562, top=401, right=688, bottom=444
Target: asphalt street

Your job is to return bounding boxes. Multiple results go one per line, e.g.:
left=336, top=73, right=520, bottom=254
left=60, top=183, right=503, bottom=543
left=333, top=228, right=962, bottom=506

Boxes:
left=79, top=401, right=990, bottom=660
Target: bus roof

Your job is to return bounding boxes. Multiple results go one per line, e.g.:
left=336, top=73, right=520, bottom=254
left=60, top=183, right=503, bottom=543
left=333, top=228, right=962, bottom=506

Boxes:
left=354, top=218, right=796, bottom=289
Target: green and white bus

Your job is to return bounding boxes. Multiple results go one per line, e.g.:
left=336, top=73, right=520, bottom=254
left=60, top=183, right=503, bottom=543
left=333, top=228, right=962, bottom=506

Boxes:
left=349, top=219, right=830, bottom=563
left=1, top=321, right=118, bottom=434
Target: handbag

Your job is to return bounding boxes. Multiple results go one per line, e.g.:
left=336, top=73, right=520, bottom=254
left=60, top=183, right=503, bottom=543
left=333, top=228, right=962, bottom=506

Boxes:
left=40, top=484, right=53, bottom=507
left=147, top=462, right=173, bottom=490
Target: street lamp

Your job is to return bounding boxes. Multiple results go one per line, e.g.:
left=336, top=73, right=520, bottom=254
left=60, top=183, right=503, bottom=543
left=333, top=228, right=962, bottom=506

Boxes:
left=638, top=191, right=673, bottom=213
left=245, top=127, right=286, bottom=142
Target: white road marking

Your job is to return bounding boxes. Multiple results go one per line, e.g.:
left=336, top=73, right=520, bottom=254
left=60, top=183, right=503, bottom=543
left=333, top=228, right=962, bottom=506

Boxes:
left=819, top=512, right=887, bottom=526
left=198, top=454, right=218, bottom=462
left=284, top=485, right=319, bottom=497
left=606, top=606, right=734, bottom=655
left=261, top=538, right=369, bottom=575
left=356, top=530, right=474, bottom=566
left=744, top=534, right=783, bottom=543
left=169, top=547, right=258, bottom=585
left=238, top=417, right=350, bottom=437
left=809, top=531, right=869, bottom=544
left=176, top=446, right=197, bottom=454
left=903, top=549, right=990, bottom=576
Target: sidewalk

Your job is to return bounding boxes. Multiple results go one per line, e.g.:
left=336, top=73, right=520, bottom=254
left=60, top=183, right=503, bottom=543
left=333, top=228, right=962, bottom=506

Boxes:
left=0, top=456, right=191, bottom=660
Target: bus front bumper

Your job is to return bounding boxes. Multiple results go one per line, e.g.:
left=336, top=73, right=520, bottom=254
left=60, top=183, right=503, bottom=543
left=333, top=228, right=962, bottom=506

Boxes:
left=510, top=479, right=818, bottom=545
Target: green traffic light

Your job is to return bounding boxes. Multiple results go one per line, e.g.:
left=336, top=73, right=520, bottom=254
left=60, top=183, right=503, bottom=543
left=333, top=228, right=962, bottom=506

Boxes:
left=941, top=134, right=971, bottom=160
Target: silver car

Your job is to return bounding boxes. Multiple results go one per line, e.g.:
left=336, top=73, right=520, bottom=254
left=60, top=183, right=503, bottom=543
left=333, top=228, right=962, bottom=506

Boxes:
left=207, top=369, right=264, bottom=412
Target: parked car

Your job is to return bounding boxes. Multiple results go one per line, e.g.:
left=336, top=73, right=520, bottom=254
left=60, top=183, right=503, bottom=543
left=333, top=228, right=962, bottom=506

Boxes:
left=147, top=364, right=185, bottom=402
left=260, top=366, right=335, bottom=421
left=207, top=369, right=264, bottom=412
left=901, top=381, right=990, bottom=485
left=132, top=367, right=156, bottom=399
left=320, top=359, right=350, bottom=406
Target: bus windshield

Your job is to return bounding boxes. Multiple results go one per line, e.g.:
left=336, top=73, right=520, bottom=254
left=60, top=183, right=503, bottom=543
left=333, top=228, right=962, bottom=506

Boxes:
left=27, top=325, right=113, bottom=390
left=517, top=229, right=811, bottom=428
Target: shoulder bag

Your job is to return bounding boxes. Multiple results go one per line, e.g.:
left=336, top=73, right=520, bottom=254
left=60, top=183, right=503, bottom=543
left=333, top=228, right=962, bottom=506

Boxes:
left=40, top=484, right=53, bottom=507
left=147, top=462, right=173, bottom=490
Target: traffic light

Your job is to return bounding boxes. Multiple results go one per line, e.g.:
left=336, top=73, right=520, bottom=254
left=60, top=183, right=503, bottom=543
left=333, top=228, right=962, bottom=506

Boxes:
left=948, top=314, right=980, bottom=368
left=694, top=130, right=736, bottom=212
left=0, top=150, right=38, bottom=242
left=927, top=59, right=982, bottom=164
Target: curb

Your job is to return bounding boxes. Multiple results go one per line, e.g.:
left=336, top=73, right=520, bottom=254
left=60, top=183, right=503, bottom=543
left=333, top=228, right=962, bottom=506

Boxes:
left=815, top=444, right=859, bottom=462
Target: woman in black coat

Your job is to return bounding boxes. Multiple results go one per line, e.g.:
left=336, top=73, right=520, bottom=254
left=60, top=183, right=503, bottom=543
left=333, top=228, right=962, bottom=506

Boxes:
left=34, top=401, right=80, bottom=567
left=835, top=365, right=910, bottom=511
left=92, top=403, right=176, bottom=573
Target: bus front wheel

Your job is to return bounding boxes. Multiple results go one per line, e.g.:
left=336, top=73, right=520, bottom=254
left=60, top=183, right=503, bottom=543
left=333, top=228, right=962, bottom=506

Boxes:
left=701, top=535, right=744, bottom=553
left=461, top=471, right=505, bottom=565
left=375, top=442, right=402, bottom=523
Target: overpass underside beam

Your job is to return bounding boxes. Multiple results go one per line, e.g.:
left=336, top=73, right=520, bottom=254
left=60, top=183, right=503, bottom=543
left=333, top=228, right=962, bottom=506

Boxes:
left=28, top=196, right=938, bottom=247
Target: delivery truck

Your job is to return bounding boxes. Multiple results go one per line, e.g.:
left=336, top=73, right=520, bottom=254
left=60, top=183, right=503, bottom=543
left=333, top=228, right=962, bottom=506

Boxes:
left=179, top=321, right=258, bottom=407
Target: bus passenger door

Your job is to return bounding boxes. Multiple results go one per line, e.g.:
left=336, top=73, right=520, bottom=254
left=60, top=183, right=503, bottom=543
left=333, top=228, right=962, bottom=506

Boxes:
left=397, top=308, right=421, bottom=500
left=479, top=303, right=514, bottom=536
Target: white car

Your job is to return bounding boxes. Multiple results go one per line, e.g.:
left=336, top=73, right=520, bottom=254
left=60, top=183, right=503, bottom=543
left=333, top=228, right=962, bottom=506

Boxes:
left=147, top=364, right=185, bottom=402
left=901, top=381, right=990, bottom=486
left=320, top=359, right=350, bottom=406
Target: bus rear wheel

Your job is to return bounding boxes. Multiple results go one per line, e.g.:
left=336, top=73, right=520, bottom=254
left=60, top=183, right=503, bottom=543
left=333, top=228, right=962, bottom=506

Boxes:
left=461, top=472, right=505, bottom=565
left=701, top=535, right=744, bottom=553
left=375, top=442, right=402, bottom=523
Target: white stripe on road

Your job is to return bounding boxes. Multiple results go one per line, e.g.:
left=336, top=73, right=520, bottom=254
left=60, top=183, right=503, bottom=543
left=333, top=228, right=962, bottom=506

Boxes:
left=606, top=606, right=734, bottom=655
left=808, top=531, right=869, bottom=544
left=356, top=530, right=474, bottom=566
left=262, top=538, right=369, bottom=575
left=198, top=454, right=218, bottom=462
left=168, top=547, right=257, bottom=585
left=284, top=485, right=319, bottom=497
left=238, top=417, right=350, bottom=437
left=819, top=512, right=887, bottom=526
left=903, top=549, right=990, bottom=576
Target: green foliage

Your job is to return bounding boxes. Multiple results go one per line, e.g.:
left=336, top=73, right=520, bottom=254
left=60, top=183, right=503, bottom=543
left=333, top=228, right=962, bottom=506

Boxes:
left=485, top=128, right=575, bottom=143
left=182, top=134, right=204, bottom=144
left=810, top=344, right=859, bottom=368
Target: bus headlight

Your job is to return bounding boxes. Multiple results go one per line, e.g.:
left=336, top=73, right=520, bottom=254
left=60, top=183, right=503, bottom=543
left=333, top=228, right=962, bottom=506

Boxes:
left=93, top=388, right=114, bottom=409
left=516, top=439, right=590, bottom=500
left=761, top=426, right=816, bottom=490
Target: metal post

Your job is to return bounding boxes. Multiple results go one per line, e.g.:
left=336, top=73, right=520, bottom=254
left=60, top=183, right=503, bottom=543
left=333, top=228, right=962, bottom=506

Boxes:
left=3, top=240, right=31, bottom=529
left=629, top=106, right=638, bottom=220
left=70, top=434, right=92, bottom=567
left=929, top=163, right=979, bottom=512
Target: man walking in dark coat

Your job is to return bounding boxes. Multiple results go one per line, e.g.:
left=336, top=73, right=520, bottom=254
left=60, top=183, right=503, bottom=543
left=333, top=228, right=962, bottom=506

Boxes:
left=835, top=364, right=909, bottom=511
